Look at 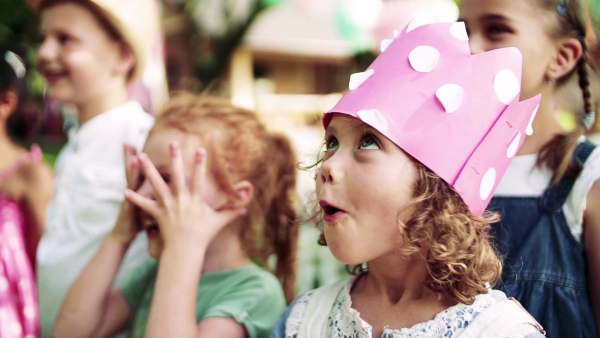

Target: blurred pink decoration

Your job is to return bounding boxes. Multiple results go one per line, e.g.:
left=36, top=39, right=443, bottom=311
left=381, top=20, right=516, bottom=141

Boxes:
left=325, top=22, right=541, bottom=215
left=127, top=0, right=168, bottom=115
left=371, top=0, right=459, bottom=53
left=0, top=148, right=42, bottom=338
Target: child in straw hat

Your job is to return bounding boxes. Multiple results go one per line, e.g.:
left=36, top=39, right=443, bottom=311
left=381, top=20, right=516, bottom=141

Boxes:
left=34, top=0, right=160, bottom=336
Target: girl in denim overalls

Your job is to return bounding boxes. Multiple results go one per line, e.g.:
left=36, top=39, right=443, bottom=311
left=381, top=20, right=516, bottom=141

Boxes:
left=460, top=1, right=600, bottom=336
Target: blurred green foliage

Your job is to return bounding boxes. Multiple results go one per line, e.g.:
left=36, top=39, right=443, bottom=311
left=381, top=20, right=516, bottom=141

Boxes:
left=0, top=0, right=45, bottom=103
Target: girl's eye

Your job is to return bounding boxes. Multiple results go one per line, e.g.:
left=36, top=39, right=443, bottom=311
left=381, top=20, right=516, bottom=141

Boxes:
left=325, top=136, right=339, bottom=152
left=57, top=33, right=73, bottom=44
left=359, top=135, right=379, bottom=150
left=486, top=24, right=511, bottom=37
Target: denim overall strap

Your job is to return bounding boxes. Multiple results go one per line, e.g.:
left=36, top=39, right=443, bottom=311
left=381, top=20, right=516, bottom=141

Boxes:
left=540, top=140, right=597, bottom=212
left=487, top=140, right=598, bottom=338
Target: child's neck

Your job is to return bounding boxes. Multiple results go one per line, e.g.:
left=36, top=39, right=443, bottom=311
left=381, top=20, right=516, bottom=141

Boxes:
left=350, top=255, right=457, bottom=335
left=76, top=87, right=130, bottom=126
left=201, top=228, right=251, bottom=273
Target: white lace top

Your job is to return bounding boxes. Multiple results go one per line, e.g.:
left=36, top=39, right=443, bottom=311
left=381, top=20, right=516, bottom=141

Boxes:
left=284, top=277, right=540, bottom=338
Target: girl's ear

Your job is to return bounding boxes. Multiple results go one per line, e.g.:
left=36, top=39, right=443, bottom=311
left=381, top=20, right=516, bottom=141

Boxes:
left=0, top=90, right=18, bottom=120
left=547, top=37, right=583, bottom=81
left=229, top=180, right=254, bottom=209
left=114, top=42, right=136, bottom=78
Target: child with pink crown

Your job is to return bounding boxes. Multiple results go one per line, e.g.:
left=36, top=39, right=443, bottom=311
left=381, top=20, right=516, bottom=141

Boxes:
left=271, top=22, right=546, bottom=337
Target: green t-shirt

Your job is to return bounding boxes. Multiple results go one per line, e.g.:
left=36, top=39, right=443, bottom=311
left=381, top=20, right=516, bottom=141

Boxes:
left=121, top=260, right=287, bottom=338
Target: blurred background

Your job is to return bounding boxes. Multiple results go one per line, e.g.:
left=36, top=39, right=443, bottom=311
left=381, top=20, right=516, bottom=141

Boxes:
left=2, top=0, right=600, bottom=292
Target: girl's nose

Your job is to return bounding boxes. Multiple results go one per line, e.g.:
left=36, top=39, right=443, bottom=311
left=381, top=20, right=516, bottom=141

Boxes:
left=319, top=156, right=343, bottom=185
left=36, top=38, right=54, bottom=63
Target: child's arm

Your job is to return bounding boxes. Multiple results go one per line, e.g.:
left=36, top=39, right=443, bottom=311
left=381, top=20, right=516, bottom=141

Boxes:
left=125, top=143, right=247, bottom=338
left=585, top=179, right=600, bottom=338
left=52, top=144, right=142, bottom=338
left=51, top=233, right=133, bottom=338
left=21, top=161, right=53, bottom=264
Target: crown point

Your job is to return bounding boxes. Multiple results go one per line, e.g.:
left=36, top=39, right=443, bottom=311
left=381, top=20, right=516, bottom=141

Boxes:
left=358, top=109, right=389, bottom=131
left=409, top=46, right=440, bottom=73
left=450, top=22, right=469, bottom=41
left=349, top=69, right=375, bottom=91
left=506, top=132, right=521, bottom=158
left=494, top=69, right=520, bottom=104
left=479, top=168, right=497, bottom=200
left=436, top=83, right=464, bottom=113
left=381, top=39, right=393, bottom=53
left=394, top=30, right=399, bottom=38
left=526, top=105, right=539, bottom=136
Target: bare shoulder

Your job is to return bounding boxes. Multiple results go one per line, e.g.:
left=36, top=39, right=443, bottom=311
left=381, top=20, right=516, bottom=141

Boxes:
left=584, top=179, right=600, bottom=232
left=17, top=160, right=54, bottom=197
left=19, top=160, right=53, bottom=183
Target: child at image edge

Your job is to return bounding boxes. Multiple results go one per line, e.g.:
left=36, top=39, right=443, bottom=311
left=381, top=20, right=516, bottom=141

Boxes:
left=272, top=22, right=547, bottom=337
left=53, top=93, right=299, bottom=338
left=34, top=0, right=160, bottom=336
left=0, top=44, right=54, bottom=338
left=459, top=0, right=600, bottom=336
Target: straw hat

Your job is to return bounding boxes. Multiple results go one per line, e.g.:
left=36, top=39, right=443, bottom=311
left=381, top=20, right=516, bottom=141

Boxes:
left=31, top=0, right=161, bottom=84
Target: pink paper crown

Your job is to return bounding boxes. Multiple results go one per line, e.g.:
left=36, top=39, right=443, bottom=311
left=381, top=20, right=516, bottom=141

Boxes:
left=324, top=21, right=542, bottom=215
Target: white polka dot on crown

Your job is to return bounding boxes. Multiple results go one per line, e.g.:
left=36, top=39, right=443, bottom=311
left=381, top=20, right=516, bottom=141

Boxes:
left=436, top=84, right=464, bottom=113
left=357, top=109, right=389, bottom=132
left=506, top=132, right=521, bottom=158
left=526, top=105, right=539, bottom=136
left=450, top=22, right=469, bottom=41
left=494, top=69, right=520, bottom=104
left=479, top=168, right=497, bottom=200
left=349, top=69, right=375, bottom=91
left=408, top=46, right=440, bottom=73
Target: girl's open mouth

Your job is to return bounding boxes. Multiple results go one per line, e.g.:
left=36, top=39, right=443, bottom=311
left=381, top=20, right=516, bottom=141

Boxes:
left=320, top=201, right=345, bottom=223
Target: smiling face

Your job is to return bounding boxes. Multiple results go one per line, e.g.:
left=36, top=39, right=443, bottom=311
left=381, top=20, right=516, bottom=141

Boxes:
left=316, top=115, right=418, bottom=265
left=36, top=2, right=127, bottom=107
left=136, top=127, right=226, bottom=259
left=459, top=0, right=558, bottom=100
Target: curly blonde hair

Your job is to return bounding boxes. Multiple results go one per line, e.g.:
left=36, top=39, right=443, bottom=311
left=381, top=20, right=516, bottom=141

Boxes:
left=398, top=161, right=502, bottom=305
left=315, top=158, right=502, bottom=305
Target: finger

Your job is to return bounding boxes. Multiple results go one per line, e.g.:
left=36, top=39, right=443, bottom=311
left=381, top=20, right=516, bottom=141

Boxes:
left=124, top=189, right=160, bottom=219
left=138, top=153, right=172, bottom=206
left=191, top=149, right=207, bottom=196
left=124, top=144, right=140, bottom=189
left=169, top=141, right=187, bottom=198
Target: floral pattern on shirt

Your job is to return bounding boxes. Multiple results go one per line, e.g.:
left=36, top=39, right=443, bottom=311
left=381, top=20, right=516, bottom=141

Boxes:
left=285, top=278, right=503, bottom=338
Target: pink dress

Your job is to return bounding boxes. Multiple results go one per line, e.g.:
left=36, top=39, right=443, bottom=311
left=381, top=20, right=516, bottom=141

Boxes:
left=0, top=145, right=42, bottom=338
